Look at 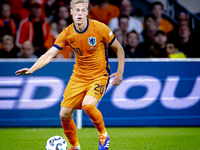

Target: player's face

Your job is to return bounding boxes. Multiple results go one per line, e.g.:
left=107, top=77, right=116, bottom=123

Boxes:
left=71, top=3, right=88, bottom=25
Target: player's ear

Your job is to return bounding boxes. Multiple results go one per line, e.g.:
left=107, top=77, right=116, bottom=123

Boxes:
left=70, top=9, right=73, bottom=15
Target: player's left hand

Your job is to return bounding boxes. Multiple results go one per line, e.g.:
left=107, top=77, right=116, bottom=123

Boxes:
left=109, top=72, right=123, bottom=86
left=15, top=68, right=33, bottom=76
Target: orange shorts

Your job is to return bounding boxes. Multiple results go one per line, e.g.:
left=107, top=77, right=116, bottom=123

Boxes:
left=61, top=75, right=109, bottom=109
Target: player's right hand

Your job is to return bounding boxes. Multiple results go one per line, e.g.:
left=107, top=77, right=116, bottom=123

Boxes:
left=15, top=68, right=33, bottom=76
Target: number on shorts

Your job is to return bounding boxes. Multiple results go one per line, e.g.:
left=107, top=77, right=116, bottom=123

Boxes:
left=94, top=84, right=104, bottom=95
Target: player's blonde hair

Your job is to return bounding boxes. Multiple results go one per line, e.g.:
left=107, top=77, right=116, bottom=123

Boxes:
left=70, top=0, right=89, bottom=9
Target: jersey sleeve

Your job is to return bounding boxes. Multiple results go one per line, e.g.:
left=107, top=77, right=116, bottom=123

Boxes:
left=53, top=28, right=68, bottom=50
left=100, top=23, right=115, bottom=46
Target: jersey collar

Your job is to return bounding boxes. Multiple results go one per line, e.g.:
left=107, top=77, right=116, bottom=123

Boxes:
left=73, top=18, right=89, bottom=34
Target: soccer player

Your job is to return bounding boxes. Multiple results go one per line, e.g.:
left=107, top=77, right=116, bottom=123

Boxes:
left=15, top=0, right=125, bottom=150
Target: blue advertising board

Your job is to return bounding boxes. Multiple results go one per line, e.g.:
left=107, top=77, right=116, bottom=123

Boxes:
left=0, top=59, right=200, bottom=127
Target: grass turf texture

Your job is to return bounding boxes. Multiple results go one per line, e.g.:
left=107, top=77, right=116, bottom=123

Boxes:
left=0, top=127, right=200, bottom=150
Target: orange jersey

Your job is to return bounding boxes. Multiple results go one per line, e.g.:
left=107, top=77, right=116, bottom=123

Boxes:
left=54, top=19, right=115, bottom=80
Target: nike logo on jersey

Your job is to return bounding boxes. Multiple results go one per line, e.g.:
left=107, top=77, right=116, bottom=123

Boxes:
left=70, top=41, right=76, bottom=44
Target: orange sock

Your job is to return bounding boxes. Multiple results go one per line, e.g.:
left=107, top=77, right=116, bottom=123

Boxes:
left=83, top=105, right=106, bottom=135
left=61, top=118, right=79, bottom=146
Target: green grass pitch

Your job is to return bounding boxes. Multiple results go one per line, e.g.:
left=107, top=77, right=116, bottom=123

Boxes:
left=0, top=127, right=200, bottom=150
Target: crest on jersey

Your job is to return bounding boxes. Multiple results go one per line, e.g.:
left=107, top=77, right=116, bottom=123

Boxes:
left=88, top=37, right=97, bottom=46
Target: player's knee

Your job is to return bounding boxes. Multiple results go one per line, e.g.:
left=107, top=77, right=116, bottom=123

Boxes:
left=83, top=105, right=96, bottom=115
left=59, top=111, right=73, bottom=119
left=59, top=107, right=74, bottom=119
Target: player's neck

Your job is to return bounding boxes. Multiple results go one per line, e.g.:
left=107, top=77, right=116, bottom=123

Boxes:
left=75, top=18, right=88, bottom=32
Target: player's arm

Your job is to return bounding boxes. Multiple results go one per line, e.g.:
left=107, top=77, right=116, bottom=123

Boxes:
left=15, top=47, right=60, bottom=75
left=109, top=38, right=125, bottom=86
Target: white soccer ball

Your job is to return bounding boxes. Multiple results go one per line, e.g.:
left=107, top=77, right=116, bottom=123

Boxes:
left=46, top=135, right=67, bottom=150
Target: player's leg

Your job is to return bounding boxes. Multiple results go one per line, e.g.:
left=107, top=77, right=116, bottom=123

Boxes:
left=82, top=77, right=110, bottom=150
left=60, top=78, right=86, bottom=150
left=82, top=96, right=110, bottom=150
left=82, top=95, right=107, bottom=135
left=60, top=107, right=81, bottom=150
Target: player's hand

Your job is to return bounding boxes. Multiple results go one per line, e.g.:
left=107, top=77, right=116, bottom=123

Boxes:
left=109, top=72, right=123, bottom=86
left=15, top=68, right=33, bottom=76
